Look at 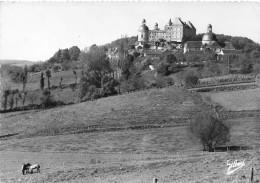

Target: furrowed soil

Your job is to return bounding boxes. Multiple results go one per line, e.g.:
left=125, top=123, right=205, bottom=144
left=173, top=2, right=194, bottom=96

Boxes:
left=1, top=87, right=260, bottom=183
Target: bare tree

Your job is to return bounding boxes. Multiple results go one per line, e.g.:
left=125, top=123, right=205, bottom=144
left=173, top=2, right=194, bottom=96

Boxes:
left=22, top=65, right=28, bottom=92
left=40, top=71, right=45, bottom=91
left=188, top=113, right=230, bottom=152
left=59, top=77, right=63, bottom=89
left=14, top=89, right=21, bottom=108
left=1, top=89, right=11, bottom=111
left=8, top=90, right=15, bottom=110
left=45, top=69, right=51, bottom=90
left=21, top=91, right=27, bottom=110
left=27, top=91, right=38, bottom=105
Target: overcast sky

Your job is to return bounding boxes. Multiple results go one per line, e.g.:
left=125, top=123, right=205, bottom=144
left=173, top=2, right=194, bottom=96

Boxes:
left=1, top=2, right=260, bottom=61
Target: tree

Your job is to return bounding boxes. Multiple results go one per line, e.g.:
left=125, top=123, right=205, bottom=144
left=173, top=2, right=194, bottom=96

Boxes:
left=22, top=65, right=28, bottom=92
left=69, top=46, right=81, bottom=61
left=45, top=69, right=51, bottom=90
left=8, top=91, right=15, bottom=110
left=59, top=49, right=71, bottom=63
left=189, top=113, right=230, bottom=152
left=59, top=77, right=63, bottom=89
left=100, top=75, right=119, bottom=97
left=79, top=46, right=111, bottom=73
left=184, top=75, right=199, bottom=88
left=121, top=55, right=135, bottom=80
left=165, top=54, right=177, bottom=65
left=175, top=52, right=186, bottom=63
left=185, top=52, right=201, bottom=64
left=4, top=65, right=25, bottom=83
left=21, top=91, right=27, bottom=110
left=27, top=91, right=38, bottom=105
left=40, top=90, right=55, bottom=108
left=156, top=62, right=169, bottom=76
left=1, top=89, right=11, bottom=111
left=73, top=70, right=77, bottom=84
left=40, top=71, right=45, bottom=91
left=14, top=90, right=21, bottom=108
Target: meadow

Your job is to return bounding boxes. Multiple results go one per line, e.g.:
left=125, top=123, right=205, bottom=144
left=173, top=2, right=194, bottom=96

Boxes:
left=1, top=70, right=260, bottom=182
left=207, top=88, right=260, bottom=111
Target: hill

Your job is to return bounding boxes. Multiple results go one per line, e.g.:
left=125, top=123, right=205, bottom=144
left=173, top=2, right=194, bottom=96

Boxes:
left=0, top=87, right=202, bottom=139
left=0, top=59, right=34, bottom=66
left=1, top=85, right=260, bottom=183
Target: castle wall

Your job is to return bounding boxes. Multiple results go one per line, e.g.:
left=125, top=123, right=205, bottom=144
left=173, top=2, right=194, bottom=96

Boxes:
left=148, top=23, right=195, bottom=43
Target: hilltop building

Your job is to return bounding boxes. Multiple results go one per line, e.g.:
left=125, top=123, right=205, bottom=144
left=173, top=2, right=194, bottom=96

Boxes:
left=184, top=24, right=242, bottom=56
left=137, top=18, right=196, bottom=46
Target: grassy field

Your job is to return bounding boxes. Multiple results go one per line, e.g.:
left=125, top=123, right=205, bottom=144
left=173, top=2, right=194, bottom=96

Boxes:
left=1, top=69, right=83, bottom=108
left=205, top=88, right=260, bottom=111
left=0, top=115, right=259, bottom=183
left=0, top=87, right=199, bottom=138
left=1, top=82, right=260, bottom=182
left=7, top=69, right=82, bottom=91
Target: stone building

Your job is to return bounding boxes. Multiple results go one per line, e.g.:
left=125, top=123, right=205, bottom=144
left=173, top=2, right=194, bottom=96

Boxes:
left=137, top=18, right=196, bottom=46
left=183, top=24, right=241, bottom=56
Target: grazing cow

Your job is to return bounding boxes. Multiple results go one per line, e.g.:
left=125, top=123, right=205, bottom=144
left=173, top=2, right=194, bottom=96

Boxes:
left=21, top=163, right=31, bottom=175
left=29, top=164, right=40, bottom=174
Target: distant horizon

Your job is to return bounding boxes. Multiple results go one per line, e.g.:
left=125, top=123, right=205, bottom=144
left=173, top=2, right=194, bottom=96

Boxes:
left=1, top=2, right=260, bottom=61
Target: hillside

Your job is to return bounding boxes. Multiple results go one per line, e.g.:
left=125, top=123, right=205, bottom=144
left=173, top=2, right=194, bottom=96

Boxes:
left=0, top=87, right=201, bottom=139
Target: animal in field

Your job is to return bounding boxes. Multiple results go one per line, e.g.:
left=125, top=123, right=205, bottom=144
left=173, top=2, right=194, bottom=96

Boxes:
left=21, top=163, right=31, bottom=175
left=28, top=164, right=40, bottom=174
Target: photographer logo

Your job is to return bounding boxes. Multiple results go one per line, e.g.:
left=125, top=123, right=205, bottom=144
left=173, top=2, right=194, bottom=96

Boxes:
left=226, top=159, right=245, bottom=175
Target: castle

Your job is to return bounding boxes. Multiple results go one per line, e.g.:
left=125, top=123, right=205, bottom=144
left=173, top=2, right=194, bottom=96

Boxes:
left=137, top=18, right=196, bottom=45
left=136, top=18, right=241, bottom=57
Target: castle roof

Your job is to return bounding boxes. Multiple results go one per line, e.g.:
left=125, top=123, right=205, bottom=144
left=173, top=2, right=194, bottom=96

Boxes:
left=206, top=41, right=221, bottom=49
left=187, top=21, right=196, bottom=30
left=138, top=19, right=149, bottom=32
left=187, top=50, right=205, bottom=54
left=202, top=32, right=217, bottom=42
left=139, top=24, right=149, bottom=32
left=222, top=49, right=243, bottom=55
left=185, top=41, right=203, bottom=48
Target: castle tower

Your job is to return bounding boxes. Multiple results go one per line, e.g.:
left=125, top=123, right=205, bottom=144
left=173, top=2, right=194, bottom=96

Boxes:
left=168, top=19, right=173, bottom=26
left=154, top=23, right=159, bottom=30
left=202, top=24, right=217, bottom=44
left=207, top=24, right=212, bottom=33
left=138, top=19, right=149, bottom=44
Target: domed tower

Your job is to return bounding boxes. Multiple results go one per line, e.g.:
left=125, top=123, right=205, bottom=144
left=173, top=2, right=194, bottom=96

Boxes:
left=138, top=19, right=149, bottom=44
left=202, top=24, right=217, bottom=44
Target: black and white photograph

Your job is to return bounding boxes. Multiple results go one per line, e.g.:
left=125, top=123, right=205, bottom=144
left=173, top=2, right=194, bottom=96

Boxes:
left=0, top=1, right=260, bottom=183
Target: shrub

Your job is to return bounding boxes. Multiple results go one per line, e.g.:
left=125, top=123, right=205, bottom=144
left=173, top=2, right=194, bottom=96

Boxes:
left=153, top=76, right=174, bottom=88
left=189, top=113, right=230, bottom=152
left=40, top=90, right=55, bottom=108
left=156, top=62, right=169, bottom=76
left=184, top=75, right=199, bottom=88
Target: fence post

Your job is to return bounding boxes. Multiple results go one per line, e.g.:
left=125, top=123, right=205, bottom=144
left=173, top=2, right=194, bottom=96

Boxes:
left=153, top=178, right=158, bottom=183
left=250, top=167, right=254, bottom=183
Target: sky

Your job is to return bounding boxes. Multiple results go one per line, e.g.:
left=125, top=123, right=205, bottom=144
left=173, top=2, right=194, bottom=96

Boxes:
left=1, top=2, right=260, bottom=61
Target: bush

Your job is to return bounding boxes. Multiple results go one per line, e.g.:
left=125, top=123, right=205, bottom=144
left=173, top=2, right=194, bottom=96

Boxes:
left=153, top=76, right=174, bottom=88
left=184, top=75, right=199, bottom=88
left=156, top=62, right=169, bottom=76
left=189, top=113, right=230, bottom=152
left=40, top=90, right=55, bottom=108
